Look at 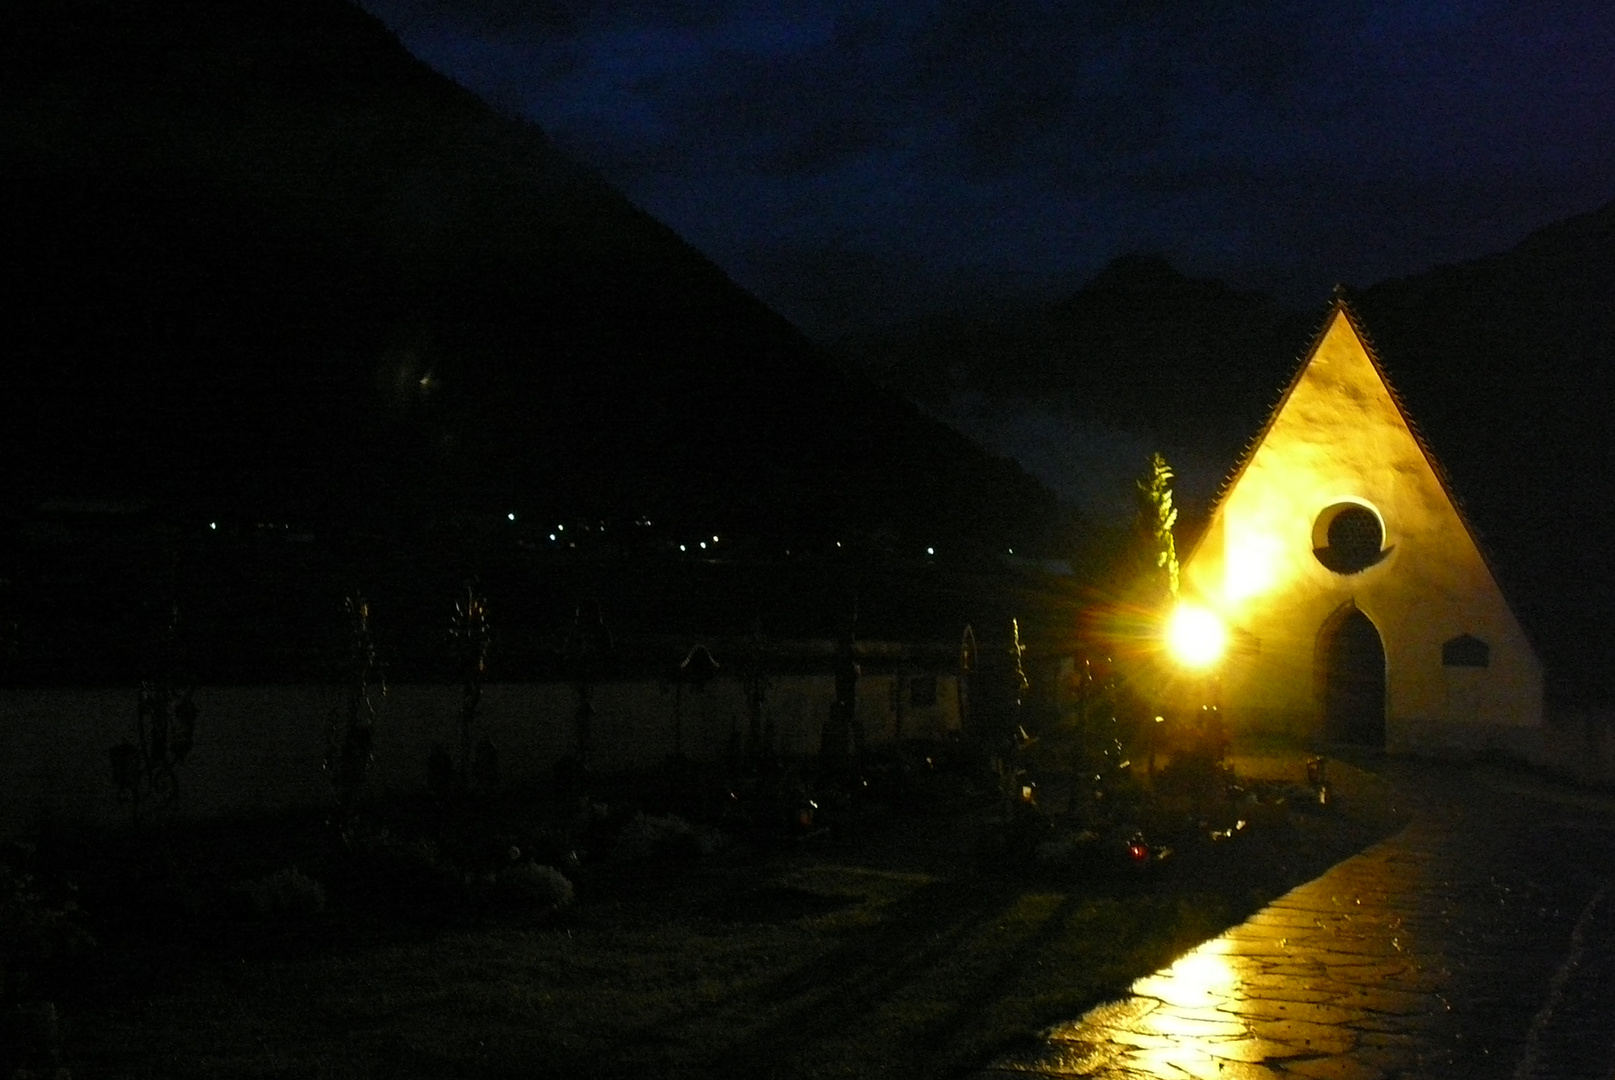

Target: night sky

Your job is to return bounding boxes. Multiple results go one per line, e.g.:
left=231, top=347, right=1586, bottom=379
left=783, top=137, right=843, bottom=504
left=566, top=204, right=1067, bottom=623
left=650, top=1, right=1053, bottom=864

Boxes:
left=357, top=0, right=1615, bottom=338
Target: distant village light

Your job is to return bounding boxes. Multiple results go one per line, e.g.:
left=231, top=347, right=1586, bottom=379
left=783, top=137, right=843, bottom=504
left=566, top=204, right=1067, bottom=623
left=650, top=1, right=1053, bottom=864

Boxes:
left=507, top=512, right=516, bottom=521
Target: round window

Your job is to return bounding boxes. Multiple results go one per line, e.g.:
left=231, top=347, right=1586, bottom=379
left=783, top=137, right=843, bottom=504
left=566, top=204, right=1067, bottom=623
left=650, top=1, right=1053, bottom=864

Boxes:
left=1313, top=503, right=1387, bottom=574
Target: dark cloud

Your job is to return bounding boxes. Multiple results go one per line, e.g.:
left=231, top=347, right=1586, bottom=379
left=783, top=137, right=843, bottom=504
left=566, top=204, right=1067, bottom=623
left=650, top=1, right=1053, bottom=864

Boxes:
left=358, top=0, right=1615, bottom=333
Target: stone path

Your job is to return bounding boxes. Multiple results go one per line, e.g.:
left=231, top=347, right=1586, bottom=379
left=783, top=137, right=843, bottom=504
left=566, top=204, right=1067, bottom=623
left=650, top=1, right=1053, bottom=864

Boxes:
left=972, top=759, right=1615, bottom=1079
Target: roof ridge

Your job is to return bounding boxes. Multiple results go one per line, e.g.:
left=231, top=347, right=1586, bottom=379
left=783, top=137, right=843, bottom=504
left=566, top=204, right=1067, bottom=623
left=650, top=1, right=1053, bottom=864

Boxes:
left=1194, top=298, right=1339, bottom=531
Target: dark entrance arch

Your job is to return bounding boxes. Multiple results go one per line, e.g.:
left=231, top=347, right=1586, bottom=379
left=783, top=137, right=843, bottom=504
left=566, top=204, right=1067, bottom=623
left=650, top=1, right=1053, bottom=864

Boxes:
left=1321, top=607, right=1386, bottom=747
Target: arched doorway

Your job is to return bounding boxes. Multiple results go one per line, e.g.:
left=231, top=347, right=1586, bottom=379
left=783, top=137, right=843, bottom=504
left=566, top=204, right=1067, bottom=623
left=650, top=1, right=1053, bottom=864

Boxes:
left=1321, top=608, right=1385, bottom=746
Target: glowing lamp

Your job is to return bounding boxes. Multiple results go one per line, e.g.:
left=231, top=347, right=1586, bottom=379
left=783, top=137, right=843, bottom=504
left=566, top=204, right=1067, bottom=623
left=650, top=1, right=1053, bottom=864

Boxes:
left=1166, top=603, right=1227, bottom=669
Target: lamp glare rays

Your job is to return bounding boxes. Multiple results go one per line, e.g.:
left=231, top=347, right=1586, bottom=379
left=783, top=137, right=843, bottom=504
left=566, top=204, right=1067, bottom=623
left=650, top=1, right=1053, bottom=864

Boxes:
left=1166, top=603, right=1227, bottom=670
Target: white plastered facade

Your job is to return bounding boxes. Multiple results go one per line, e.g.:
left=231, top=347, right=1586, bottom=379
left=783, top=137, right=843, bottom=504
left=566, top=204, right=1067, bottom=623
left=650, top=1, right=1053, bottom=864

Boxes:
left=1179, top=303, right=1543, bottom=748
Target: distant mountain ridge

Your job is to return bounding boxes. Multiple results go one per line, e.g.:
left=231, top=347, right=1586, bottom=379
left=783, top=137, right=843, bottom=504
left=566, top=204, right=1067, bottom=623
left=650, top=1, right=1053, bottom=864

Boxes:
left=832, top=254, right=1316, bottom=528
left=838, top=253, right=1312, bottom=456
left=0, top=0, right=1064, bottom=553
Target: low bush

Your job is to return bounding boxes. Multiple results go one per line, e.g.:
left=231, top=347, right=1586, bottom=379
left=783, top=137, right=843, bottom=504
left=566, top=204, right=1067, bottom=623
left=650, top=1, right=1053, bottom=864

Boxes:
left=241, top=866, right=326, bottom=921
left=498, top=862, right=574, bottom=909
left=615, top=812, right=725, bottom=861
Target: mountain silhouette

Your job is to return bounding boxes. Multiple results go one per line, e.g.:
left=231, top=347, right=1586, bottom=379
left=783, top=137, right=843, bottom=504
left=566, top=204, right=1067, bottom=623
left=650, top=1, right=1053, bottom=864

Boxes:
left=832, top=255, right=1315, bottom=530
left=0, top=0, right=1062, bottom=553
left=1354, top=202, right=1615, bottom=701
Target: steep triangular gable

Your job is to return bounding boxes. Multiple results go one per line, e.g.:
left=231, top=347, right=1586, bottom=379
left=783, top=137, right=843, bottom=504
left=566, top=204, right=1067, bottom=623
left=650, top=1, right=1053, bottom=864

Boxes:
left=1179, top=298, right=1543, bottom=738
left=1198, top=299, right=1455, bottom=543
left=1185, top=297, right=1525, bottom=629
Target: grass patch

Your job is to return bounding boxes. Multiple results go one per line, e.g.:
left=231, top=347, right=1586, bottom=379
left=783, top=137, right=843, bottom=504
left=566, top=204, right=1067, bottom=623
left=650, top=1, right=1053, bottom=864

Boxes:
left=34, top=758, right=1405, bottom=1079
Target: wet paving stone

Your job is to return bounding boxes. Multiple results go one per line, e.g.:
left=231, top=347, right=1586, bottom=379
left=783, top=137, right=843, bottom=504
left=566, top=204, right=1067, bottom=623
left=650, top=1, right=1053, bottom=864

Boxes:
left=1136, top=1012, right=1247, bottom=1039
left=1244, top=1017, right=1357, bottom=1056
left=1230, top=1000, right=1369, bottom=1027
left=1334, top=987, right=1441, bottom=1016
left=1274, top=1055, right=1386, bottom=1080
left=1229, top=986, right=1341, bottom=1006
left=1204, top=1037, right=1301, bottom=1063
left=974, top=759, right=1615, bottom=1079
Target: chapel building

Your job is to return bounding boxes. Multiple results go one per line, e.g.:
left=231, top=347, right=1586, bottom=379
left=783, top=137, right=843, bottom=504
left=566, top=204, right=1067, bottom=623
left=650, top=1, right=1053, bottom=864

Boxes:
left=1178, top=300, right=1543, bottom=751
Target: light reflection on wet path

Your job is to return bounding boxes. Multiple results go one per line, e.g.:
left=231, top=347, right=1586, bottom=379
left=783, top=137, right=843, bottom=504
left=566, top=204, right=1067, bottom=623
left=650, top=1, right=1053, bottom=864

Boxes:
left=973, top=761, right=1615, bottom=1079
